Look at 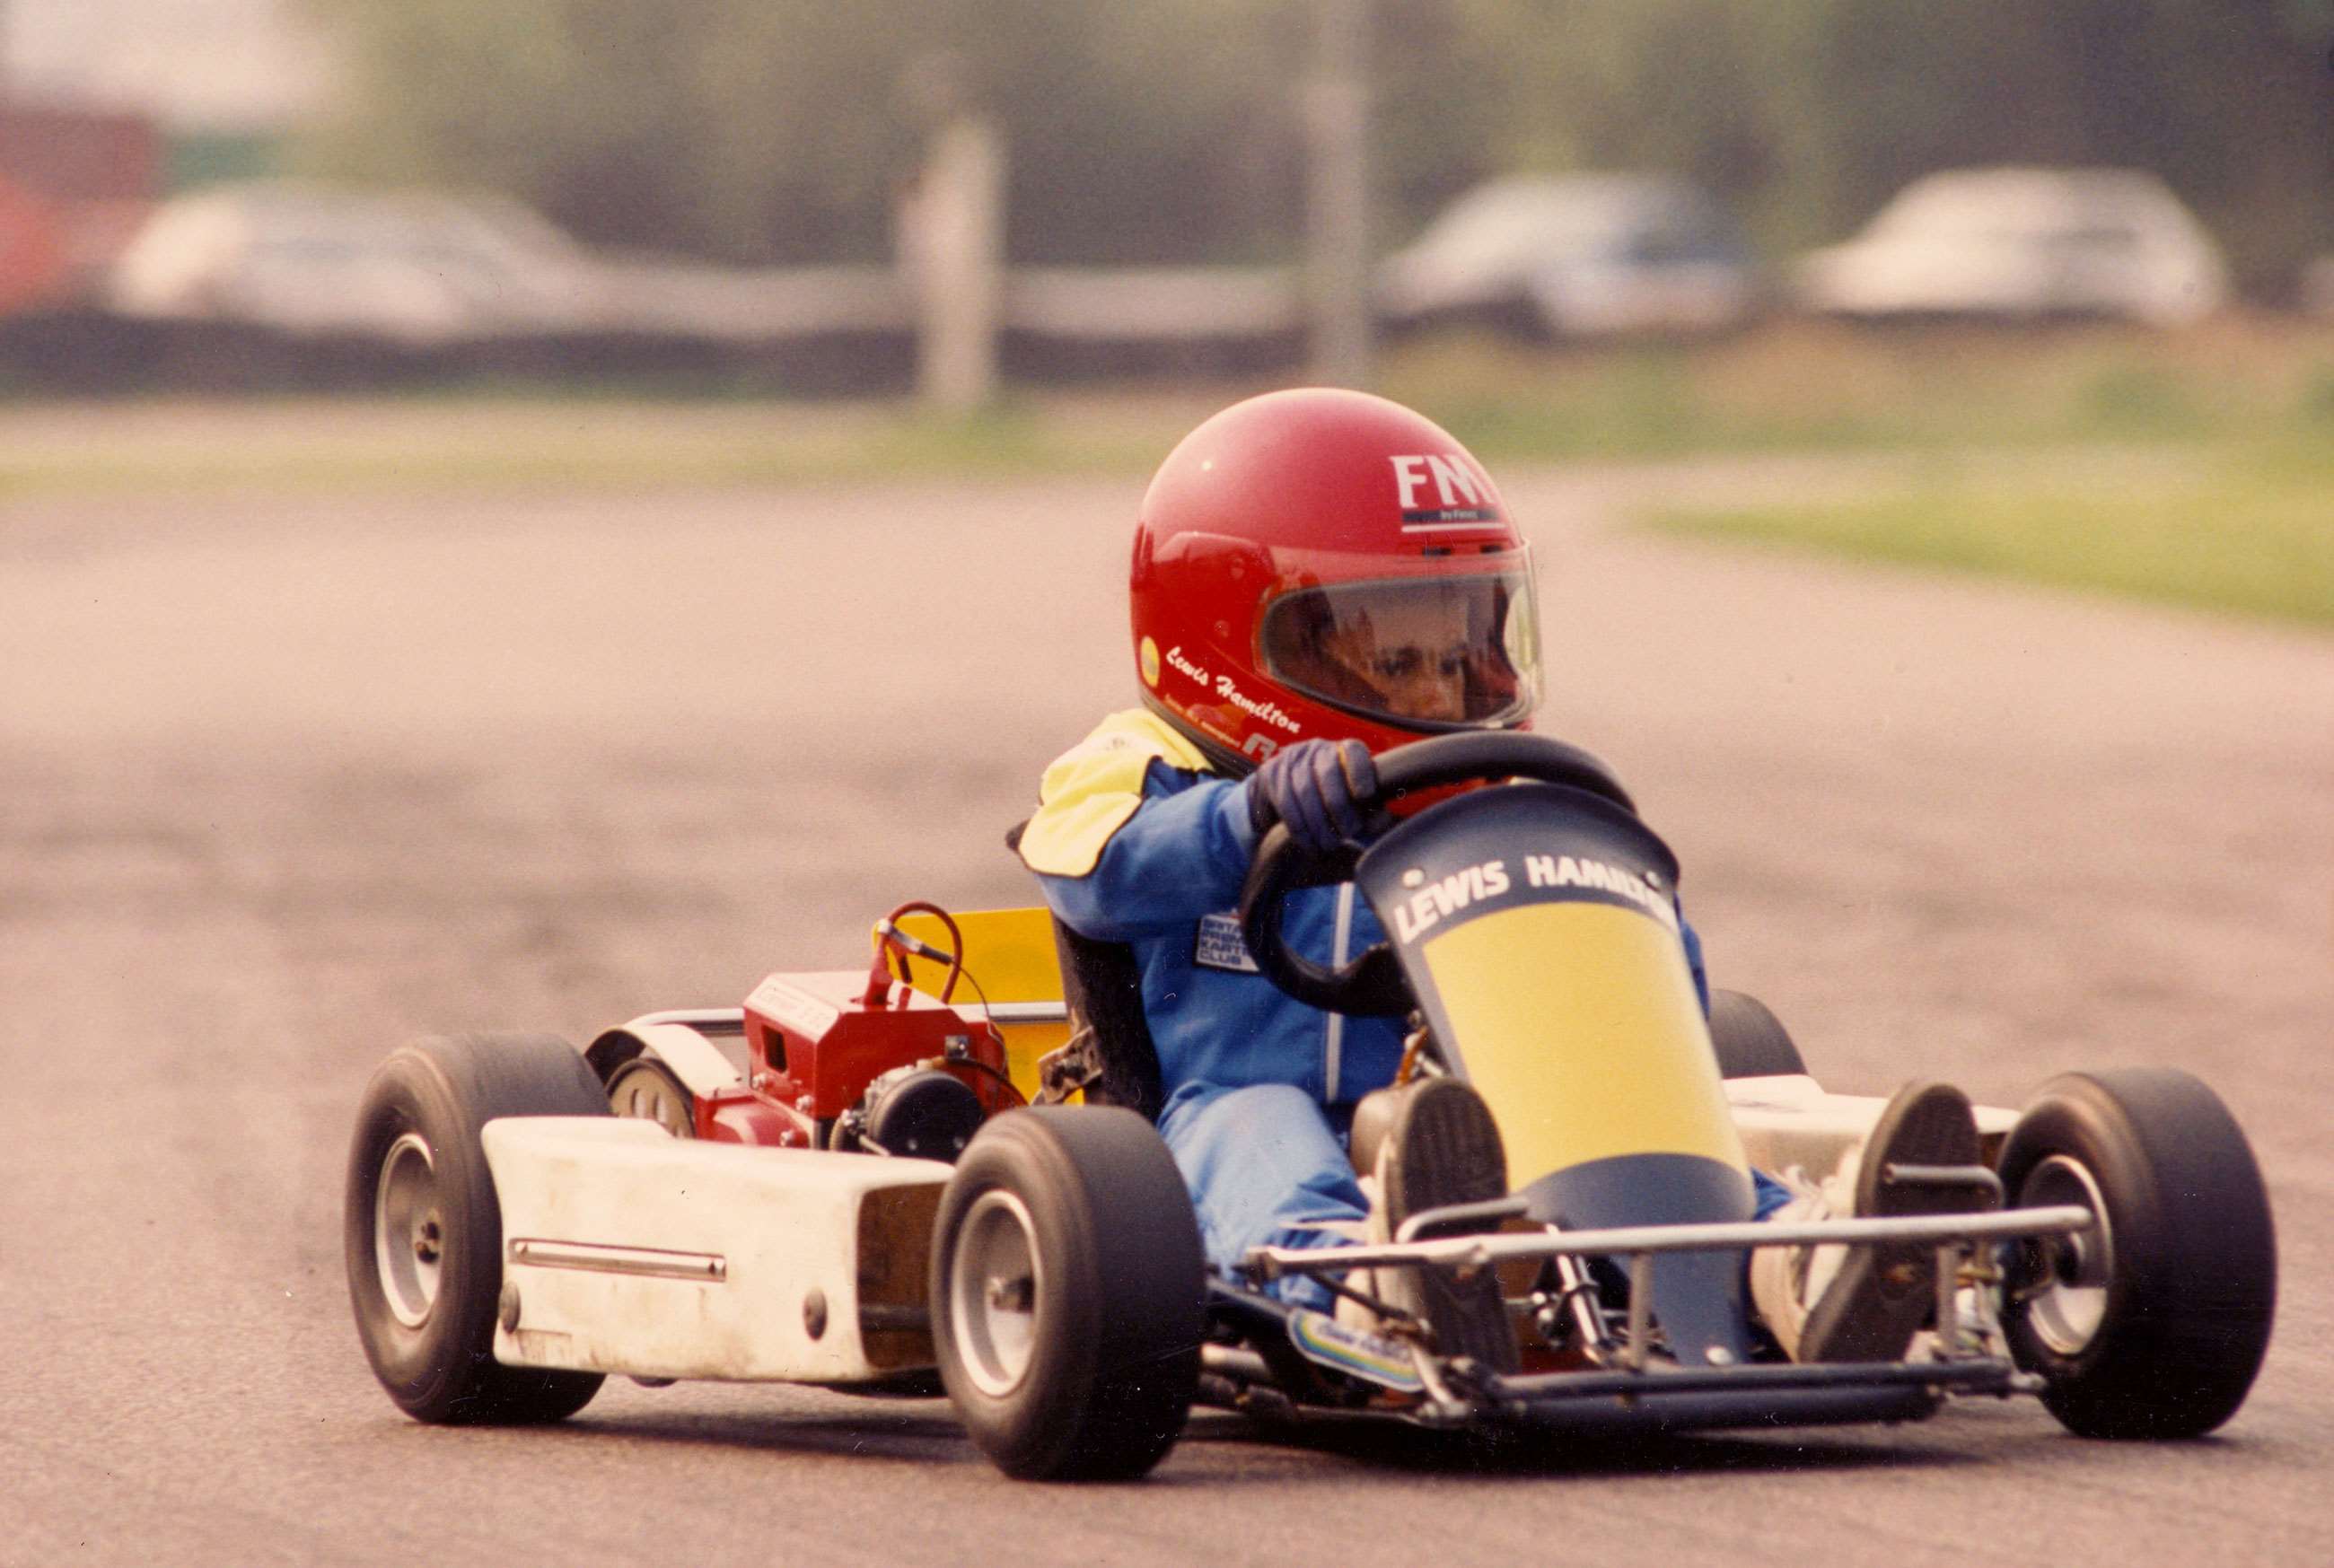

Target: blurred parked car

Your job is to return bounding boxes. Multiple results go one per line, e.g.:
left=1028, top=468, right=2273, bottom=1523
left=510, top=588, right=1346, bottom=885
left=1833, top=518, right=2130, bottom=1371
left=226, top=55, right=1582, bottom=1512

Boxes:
left=1794, top=167, right=2228, bottom=326
left=1377, top=174, right=1756, bottom=338
left=109, top=181, right=928, bottom=349
left=108, top=182, right=619, bottom=346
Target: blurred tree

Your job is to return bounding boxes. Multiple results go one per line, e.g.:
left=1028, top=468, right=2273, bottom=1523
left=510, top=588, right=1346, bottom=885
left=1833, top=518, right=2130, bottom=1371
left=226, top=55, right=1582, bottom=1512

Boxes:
left=302, top=0, right=2334, bottom=289
left=303, top=0, right=1306, bottom=265
left=1426, top=0, right=2334, bottom=291
left=1746, top=0, right=2334, bottom=287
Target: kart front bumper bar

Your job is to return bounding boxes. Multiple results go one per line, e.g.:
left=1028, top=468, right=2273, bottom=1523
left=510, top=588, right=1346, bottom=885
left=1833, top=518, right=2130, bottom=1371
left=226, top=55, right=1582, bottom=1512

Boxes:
left=1239, top=1204, right=2086, bottom=1431
left=1489, top=1353, right=2029, bottom=1404
left=1462, top=1353, right=2039, bottom=1436
left=1242, top=1204, right=2094, bottom=1281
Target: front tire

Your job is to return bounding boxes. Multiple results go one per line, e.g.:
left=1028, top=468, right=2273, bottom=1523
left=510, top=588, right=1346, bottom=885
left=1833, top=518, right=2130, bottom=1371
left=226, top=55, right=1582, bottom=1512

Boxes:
left=1997, top=1068, right=2276, bottom=1439
left=346, top=1032, right=611, bottom=1424
left=930, top=1108, right=1206, bottom=1480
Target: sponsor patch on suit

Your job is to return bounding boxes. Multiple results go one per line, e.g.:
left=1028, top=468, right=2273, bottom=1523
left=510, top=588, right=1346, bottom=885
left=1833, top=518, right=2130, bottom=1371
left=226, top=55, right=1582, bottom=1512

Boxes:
left=1193, top=912, right=1260, bottom=973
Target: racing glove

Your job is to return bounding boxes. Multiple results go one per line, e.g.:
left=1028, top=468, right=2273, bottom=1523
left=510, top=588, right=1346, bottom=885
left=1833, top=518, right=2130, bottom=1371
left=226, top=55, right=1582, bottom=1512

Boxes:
left=1247, top=739, right=1377, bottom=855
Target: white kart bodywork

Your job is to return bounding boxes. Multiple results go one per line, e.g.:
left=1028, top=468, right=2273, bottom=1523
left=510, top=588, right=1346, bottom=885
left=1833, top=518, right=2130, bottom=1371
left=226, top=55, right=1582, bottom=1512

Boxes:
left=475, top=1075, right=2015, bottom=1390
left=485, top=1117, right=948, bottom=1383
left=1725, top=1073, right=2016, bottom=1178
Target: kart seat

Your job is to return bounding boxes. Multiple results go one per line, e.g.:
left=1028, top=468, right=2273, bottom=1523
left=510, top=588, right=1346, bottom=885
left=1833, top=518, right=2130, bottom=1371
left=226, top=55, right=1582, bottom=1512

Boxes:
left=1001, top=819, right=1167, bottom=1123
left=1043, top=915, right=1167, bottom=1124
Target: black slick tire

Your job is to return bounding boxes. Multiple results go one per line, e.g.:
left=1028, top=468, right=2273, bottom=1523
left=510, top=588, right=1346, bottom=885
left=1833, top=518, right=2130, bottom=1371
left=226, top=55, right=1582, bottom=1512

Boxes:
left=929, top=1107, right=1205, bottom=1481
left=1997, top=1068, right=2276, bottom=1439
left=346, top=1032, right=611, bottom=1424
left=1708, top=989, right=1808, bottom=1079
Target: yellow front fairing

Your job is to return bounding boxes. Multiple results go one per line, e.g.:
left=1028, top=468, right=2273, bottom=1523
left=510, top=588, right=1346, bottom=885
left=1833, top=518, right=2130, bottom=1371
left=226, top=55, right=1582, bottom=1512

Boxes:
left=1420, top=900, right=1748, bottom=1191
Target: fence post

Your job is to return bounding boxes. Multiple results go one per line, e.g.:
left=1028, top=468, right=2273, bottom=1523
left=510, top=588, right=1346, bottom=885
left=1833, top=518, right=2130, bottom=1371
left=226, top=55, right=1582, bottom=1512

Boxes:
left=1305, top=0, right=1371, bottom=389
left=899, top=112, right=1005, bottom=412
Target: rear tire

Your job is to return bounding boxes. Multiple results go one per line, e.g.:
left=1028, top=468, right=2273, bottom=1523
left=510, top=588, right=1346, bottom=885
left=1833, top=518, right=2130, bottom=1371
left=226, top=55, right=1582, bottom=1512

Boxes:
left=930, top=1107, right=1205, bottom=1480
left=1997, top=1068, right=2276, bottom=1439
left=1709, top=989, right=1808, bottom=1079
left=346, top=1032, right=611, bottom=1424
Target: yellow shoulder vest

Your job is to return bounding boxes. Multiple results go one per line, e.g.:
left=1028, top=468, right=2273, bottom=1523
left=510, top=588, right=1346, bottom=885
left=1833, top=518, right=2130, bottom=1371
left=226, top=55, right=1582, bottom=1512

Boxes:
left=1016, top=708, right=1213, bottom=878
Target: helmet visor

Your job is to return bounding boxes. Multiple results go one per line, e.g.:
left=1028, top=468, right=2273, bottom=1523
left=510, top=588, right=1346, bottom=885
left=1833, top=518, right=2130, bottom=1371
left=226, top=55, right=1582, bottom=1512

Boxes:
left=1259, top=565, right=1540, bottom=730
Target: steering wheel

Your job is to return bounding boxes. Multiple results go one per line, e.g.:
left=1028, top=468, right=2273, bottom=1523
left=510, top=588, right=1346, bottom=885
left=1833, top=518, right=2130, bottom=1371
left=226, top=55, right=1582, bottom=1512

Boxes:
left=1234, top=731, right=1636, bottom=1017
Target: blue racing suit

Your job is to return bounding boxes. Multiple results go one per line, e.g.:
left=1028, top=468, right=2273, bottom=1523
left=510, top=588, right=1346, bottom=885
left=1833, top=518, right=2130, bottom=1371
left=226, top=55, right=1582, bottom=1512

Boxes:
left=1019, top=709, right=1770, bottom=1310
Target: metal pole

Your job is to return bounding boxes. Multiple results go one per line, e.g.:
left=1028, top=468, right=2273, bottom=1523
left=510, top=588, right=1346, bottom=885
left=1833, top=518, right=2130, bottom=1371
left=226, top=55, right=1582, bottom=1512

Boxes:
left=903, top=112, right=1005, bottom=413
left=1305, top=0, right=1371, bottom=388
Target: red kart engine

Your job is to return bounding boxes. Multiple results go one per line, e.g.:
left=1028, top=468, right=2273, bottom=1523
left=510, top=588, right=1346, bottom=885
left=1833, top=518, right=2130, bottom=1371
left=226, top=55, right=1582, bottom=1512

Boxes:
left=703, top=904, right=1022, bottom=1153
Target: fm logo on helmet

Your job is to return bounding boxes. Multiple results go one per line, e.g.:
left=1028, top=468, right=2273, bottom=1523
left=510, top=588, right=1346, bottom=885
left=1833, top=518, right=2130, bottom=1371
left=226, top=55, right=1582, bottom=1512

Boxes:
left=1389, top=454, right=1502, bottom=527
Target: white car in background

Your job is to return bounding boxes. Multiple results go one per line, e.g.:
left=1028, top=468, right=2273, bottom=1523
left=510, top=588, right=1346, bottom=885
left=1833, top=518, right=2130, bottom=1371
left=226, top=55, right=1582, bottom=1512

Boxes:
left=107, top=180, right=928, bottom=347
left=1378, top=173, right=1757, bottom=338
left=107, top=181, right=617, bottom=345
left=1794, top=167, right=2229, bottom=326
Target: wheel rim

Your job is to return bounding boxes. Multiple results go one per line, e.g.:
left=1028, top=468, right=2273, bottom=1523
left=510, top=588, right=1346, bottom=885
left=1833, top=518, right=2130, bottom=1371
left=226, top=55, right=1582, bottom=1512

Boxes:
left=610, top=1060, right=692, bottom=1138
left=2017, top=1153, right=2114, bottom=1355
left=949, top=1189, right=1043, bottom=1397
left=373, top=1131, right=443, bottom=1328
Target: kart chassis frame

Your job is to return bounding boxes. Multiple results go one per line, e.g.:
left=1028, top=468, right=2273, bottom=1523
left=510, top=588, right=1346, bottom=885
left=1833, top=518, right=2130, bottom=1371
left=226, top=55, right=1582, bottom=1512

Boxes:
left=1238, top=1190, right=2094, bottom=1432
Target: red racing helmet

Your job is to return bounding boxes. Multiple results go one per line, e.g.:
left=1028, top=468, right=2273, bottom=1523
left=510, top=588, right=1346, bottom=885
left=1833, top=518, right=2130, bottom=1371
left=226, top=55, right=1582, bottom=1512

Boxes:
left=1130, top=388, right=1540, bottom=775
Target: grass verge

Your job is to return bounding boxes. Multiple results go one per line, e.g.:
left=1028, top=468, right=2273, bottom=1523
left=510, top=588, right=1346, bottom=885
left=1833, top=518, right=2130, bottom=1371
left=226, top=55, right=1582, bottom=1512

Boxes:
left=0, top=398, right=1191, bottom=500
left=1645, top=438, right=2334, bottom=630
left=8, top=317, right=2334, bottom=500
left=6, top=321, right=2330, bottom=634
left=1388, top=315, right=2334, bottom=462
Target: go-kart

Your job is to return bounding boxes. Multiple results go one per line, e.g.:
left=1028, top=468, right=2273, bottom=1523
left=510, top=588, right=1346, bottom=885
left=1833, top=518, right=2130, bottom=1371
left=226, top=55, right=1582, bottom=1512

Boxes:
left=345, top=732, right=2277, bottom=1480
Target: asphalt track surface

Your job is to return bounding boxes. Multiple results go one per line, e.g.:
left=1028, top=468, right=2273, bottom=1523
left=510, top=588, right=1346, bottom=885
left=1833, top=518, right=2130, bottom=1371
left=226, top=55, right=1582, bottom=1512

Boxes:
left=4, top=458, right=2329, bottom=1566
